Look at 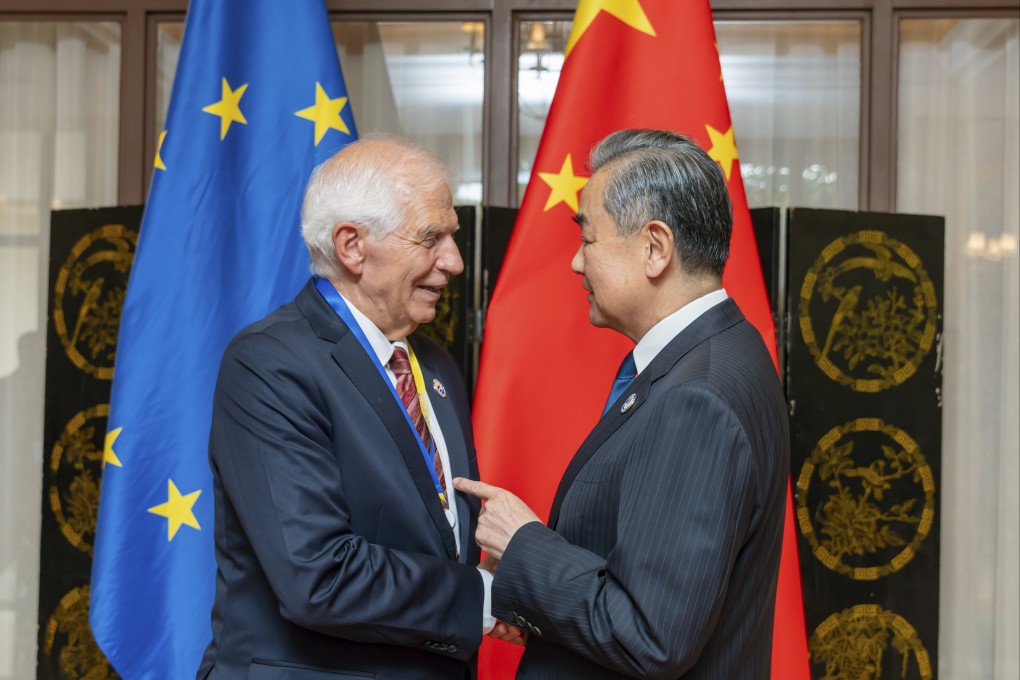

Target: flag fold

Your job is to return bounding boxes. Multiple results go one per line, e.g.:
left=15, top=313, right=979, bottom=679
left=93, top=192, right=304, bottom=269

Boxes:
left=90, top=1, right=357, bottom=676
left=472, top=1, right=809, bottom=677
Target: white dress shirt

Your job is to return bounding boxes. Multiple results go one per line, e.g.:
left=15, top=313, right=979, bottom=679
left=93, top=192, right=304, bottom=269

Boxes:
left=340, top=293, right=495, bottom=633
left=632, top=288, right=729, bottom=374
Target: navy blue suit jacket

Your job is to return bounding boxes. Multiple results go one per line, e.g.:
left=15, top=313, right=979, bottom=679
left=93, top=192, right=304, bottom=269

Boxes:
left=492, top=299, right=789, bottom=679
left=198, top=279, right=483, bottom=679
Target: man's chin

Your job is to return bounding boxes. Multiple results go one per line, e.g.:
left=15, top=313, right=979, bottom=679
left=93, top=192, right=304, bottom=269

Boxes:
left=411, top=306, right=438, bottom=327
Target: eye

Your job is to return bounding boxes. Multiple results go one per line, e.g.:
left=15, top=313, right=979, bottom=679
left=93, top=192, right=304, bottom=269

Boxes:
left=418, top=230, right=442, bottom=247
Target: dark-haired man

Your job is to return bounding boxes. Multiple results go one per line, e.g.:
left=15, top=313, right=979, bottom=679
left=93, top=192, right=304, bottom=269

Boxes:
left=456, top=129, right=789, bottom=679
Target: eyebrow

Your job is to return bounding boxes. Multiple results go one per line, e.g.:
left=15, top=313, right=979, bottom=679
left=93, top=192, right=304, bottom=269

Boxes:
left=421, top=224, right=459, bottom=239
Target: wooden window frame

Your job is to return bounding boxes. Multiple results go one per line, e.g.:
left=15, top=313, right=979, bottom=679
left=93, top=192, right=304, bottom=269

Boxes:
left=2, top=0, right=1017, bottom=209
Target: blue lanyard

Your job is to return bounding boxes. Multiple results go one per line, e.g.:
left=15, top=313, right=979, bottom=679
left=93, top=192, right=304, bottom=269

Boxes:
left=313, top=277, right=444, bottom=499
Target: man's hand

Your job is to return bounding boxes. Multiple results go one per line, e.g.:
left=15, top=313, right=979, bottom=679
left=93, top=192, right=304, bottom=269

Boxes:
left=479, top=553, right=499, bottom=574
left=452, top=478, right=540, bottom=560
left=488, top=621, right=528, bottom=646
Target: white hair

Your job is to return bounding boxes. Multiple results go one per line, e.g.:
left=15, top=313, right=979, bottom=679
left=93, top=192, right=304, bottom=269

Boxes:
left=300, top=133, right=450, bottom=279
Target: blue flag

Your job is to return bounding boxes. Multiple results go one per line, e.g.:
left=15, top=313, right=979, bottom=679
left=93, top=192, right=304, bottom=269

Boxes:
left=89, top=1, right=357, bottom=676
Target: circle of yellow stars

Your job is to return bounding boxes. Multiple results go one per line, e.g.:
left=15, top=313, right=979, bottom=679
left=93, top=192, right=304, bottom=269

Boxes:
left=104, top=426, right=203, bottom=542
left=153, top=77, right=351, bottom=171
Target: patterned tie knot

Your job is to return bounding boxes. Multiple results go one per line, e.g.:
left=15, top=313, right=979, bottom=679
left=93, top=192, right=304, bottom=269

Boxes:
left=389, top=346, right=412, bottom=377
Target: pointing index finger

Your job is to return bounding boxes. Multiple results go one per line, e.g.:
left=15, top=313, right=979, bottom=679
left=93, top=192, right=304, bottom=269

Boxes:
left=452, top=477, right=499, bottom=500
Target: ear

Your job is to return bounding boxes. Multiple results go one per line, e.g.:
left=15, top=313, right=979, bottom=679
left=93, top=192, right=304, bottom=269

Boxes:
left=332, top=222, right=366, bottom=275
left=642, top=220, right=675, bottom=278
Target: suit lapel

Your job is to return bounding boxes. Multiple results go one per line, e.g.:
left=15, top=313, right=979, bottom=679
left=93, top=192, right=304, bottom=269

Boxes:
left=295, top=282, right=458, bottom=560
left=547, top=299, right=746, bottom=529
left=411, top=336, right=474, bottom=563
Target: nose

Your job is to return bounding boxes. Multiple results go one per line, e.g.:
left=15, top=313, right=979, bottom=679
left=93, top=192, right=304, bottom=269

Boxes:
left=570, top=243, right=584, bottom=276
left=437, top=236, right=465, bottom=276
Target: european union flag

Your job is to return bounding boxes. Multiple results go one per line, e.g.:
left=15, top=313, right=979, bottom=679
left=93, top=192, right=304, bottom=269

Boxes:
left=89, top=1, right=357, bottom=676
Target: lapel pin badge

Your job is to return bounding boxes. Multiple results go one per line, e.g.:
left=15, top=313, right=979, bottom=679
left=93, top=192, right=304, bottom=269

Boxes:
left=620, top=393, right=637, bottom=413
left=432, top=378, right=447, bottom=398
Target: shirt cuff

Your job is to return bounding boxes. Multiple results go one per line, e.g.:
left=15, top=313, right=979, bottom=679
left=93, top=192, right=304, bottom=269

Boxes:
left=478, top=567, right=496, bottom=634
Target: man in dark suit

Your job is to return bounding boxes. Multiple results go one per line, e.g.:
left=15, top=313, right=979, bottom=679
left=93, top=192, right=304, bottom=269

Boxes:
left=455, top=129, right=790, bottom=679
left=198, top=136, right=504, bottom=678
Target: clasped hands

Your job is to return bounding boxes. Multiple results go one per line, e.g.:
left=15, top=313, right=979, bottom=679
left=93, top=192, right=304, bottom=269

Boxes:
left=453, top=477, right=541, bottom=647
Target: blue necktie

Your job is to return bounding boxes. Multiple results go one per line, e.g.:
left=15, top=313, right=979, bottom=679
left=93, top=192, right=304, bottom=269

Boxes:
left=602, top=351, right=637, bottom=415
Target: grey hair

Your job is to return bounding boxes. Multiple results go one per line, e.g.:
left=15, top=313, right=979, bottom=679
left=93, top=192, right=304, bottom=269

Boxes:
left=300, top=133, right=451, bottom=279
left=589, top=129, right=732, bottom=278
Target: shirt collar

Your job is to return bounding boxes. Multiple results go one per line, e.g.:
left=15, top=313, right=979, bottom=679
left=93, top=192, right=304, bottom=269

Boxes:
left=338, top=292, right=406, bottom=366
left=632, top=288, right=728, bottom=374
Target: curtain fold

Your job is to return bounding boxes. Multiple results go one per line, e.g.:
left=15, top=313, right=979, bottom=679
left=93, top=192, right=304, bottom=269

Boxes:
left=897, top=18, right=1020, bottom=679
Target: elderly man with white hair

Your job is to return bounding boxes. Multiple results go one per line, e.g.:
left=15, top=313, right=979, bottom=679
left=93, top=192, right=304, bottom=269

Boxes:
left=198, top=135, right=509, bottom=679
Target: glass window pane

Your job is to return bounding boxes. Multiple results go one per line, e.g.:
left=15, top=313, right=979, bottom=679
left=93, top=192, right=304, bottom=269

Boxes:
left=516, top=20, right=861, bottom=210
left=517, top=20, right=569, bottom=202
left=333, top=21, right=485, bottom=206
left=717, top=21, right=860, bottom=209
left=155, top=22, right=183, bottom=138
left=0, top=21, right=120, bottom=680
left=897, top=18, right=1019, bottom=680
left=156, top=21, right=486, bottom=206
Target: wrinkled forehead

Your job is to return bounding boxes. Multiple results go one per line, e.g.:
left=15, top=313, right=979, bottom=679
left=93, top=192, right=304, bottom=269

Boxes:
left=402, top=184, right=458, bottom=232
left=577, top=168, right=609, bottom=217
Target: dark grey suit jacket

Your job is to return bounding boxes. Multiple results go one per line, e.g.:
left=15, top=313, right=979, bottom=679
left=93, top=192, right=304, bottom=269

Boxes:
left=492, top=299, right=789, bottom=679
left=198, top=279, right=483, bottom=679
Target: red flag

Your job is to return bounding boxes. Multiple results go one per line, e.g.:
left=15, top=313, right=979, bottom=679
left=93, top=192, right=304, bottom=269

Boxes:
left=472, top=0, right=810, bottom=678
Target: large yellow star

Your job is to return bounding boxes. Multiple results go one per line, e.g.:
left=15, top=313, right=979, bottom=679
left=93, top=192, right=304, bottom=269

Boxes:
left=153, top=130, right=167, bottom=171
left=565, top=0, right=656, bottom=57
left=148, top=479, right=202, bottom=541
left=538, top=154, right=589, bottom=212
left=202, top=77, right=248, bottom=140
left=706, top=124, right=739, bottom=182
left=103, top=427, right=122, bottom=468
left=295, top=82, right=351, bottom=145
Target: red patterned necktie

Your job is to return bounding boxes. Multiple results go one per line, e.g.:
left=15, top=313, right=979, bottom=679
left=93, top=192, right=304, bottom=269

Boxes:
left=389, top=347, right=448, bottom=509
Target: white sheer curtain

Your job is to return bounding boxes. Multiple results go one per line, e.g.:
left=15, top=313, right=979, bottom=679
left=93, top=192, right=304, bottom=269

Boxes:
left=717, top=21, right=861, bottom=211
left=0, top=22, right=119, bottom=680
left=897, top=17, right=1020, bottom=680
left=515, top=21, right=862, bottom=209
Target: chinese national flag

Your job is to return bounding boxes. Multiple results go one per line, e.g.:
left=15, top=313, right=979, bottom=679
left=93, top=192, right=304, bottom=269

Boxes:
left=472, top=0, right=810, bottom=678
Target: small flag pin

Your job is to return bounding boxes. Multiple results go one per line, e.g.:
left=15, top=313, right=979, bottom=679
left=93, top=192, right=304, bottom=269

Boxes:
left=621, top=394, right=637, bottom=413
left=433, top=378, right=447, bottom=398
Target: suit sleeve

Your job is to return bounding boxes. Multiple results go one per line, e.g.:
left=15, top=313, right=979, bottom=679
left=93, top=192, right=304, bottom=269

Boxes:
left=210, top=331, right=482, bottom=658
left=492, top=385, right=756, bottom=678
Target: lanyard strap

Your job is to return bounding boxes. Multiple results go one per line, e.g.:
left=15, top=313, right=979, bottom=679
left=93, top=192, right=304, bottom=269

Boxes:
left=406, top=344, right=431, bottom=423
left=313, top=277, right=444, bottom=499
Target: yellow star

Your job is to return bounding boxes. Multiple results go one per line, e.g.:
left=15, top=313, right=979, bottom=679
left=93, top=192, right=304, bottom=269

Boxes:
left=295, top=82, right=351, bottom=145
left=538, top=154, right=589, bottom=212
left=103, top=427, right=122, bottom=468
left=147, top=479, right=202, bottom=541
left=202, top=77, right=248, bottom=140
left=154, top=130, right=167, bottom=171
left=565, top=0, right=656, bottom=57
left=706, top=124, right=739, bottom=182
